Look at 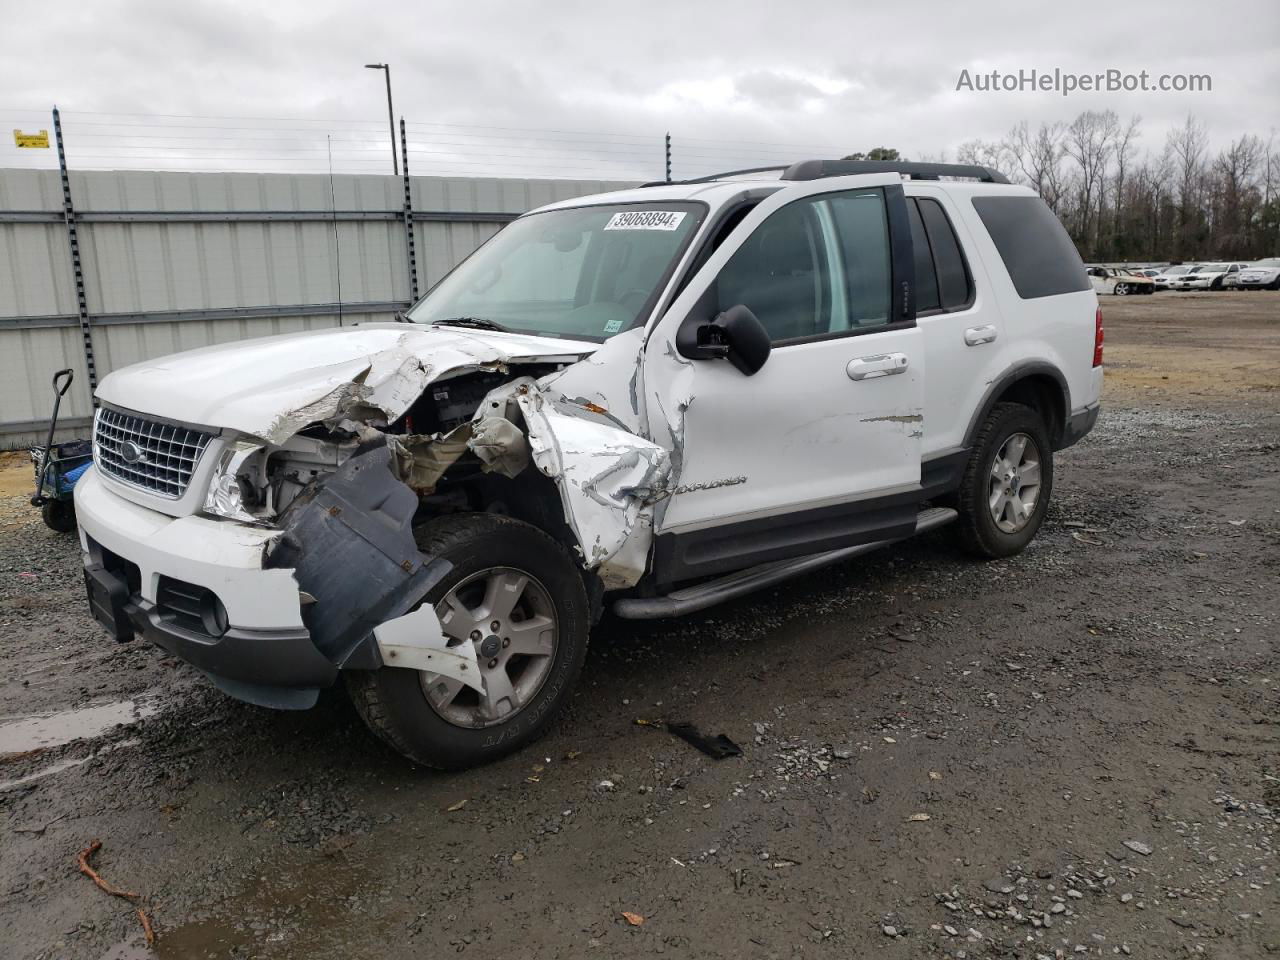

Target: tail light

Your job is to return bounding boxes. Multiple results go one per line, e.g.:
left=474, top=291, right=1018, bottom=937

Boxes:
left=1093, top=306, right=1104, bottom=367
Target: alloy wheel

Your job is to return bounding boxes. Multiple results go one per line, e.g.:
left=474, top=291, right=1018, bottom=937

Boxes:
left=419, top=567, right=558, bottom=728
left=988, top=432, right=1042, bottom=534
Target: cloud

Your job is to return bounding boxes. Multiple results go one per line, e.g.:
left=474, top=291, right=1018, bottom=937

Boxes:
left=1, top=0, right=1274, bottom=179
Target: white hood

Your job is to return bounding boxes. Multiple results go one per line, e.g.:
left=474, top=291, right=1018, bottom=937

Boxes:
left=96, top=323, right=594, bottom=443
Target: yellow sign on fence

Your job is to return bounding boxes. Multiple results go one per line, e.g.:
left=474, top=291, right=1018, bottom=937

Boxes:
left=13, top=129, right=50, bottom=148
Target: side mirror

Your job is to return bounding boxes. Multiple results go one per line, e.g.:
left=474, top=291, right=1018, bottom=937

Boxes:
left=676, top=304, right=772, bottom=376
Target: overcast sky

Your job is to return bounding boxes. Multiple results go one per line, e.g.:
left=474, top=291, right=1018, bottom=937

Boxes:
left=2, top=0, right=1276, bottom=179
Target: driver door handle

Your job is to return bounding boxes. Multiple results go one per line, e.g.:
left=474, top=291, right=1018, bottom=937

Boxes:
left=847, top=353, right=909, bottom=381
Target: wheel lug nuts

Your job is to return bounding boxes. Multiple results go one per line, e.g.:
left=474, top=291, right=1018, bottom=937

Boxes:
left=491, top=620, right=501, bottom=631
left=488, top=658, right=498, bottom=669
left=469, top=630, right=481, bottom=642
left=502, top=638, right=510, bottom=648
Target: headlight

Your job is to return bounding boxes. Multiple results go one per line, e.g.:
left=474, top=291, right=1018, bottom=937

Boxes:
left=203, top=440, right=267, bottom=522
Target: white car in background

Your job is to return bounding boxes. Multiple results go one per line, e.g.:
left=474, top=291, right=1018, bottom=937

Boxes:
left=1228, top=258, right=1280, bottom=290
left=1166, top=262, right=1248, bottom=291
left=1153, top=265, right=1192, bottom=289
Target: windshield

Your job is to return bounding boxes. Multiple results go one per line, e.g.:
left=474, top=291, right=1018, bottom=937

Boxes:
left=1161, top=266, right=1190, bottom=276
left=407, top=202, right=706, bottom=341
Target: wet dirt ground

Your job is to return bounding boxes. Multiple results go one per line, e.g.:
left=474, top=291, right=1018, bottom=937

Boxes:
left=1, top=292, right=1277, bottom=959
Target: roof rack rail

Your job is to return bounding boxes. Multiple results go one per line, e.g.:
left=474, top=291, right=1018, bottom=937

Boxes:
left=781, top=159, right=1010, bottom=184
left=640, top=165, right=789, bottom=188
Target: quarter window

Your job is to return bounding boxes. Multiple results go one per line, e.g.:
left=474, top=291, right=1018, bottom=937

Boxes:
left=908, top=197, right=973, bottom=313
left=972, top=195, right=1089, bottom=300
left=715, top=189, right=894, bottom=343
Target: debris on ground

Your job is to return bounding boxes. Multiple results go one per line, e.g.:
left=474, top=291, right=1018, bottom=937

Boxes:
left=76, top=840, right=155, bottom=946
left=666, top=722, right=742, bottom=759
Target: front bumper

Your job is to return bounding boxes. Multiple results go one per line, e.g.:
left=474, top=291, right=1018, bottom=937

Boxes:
left=75, top=466, right=337, bottom=708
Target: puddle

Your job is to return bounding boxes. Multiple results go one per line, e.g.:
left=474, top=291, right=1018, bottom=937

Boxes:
left=0, top=697, right=159, bottom=755
left=155, top=853, right=377, bottom=959
left=0, top=742, right=141, bottom=793
left=0, top=738, right=141, bottom=791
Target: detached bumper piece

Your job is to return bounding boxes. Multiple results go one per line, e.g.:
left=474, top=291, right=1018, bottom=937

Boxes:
left=264, top=443, right=451, bottom=669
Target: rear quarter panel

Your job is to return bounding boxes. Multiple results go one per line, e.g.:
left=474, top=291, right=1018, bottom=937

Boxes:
left=949, top=186, right=1101, bottom=420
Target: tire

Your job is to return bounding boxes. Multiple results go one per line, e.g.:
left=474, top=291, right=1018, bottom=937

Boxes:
left=346, top=513, right=590, bottom=770
left=41, top=499, right=77, bottom=533
left=954, top=402, right=1054, bottom=559
left=1114, top=283, right=1129, bottom=296
left=1210, top=278, right=1222, bottom=291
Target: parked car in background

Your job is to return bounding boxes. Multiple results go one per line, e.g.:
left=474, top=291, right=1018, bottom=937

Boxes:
left=1153, top=265, right=1192, bottom=289
left=1087, top=266, right=1155, bottom=295
left=1229, top=258, right=1280, bottom=290
left=1166, top=262, right=1248, bottom=291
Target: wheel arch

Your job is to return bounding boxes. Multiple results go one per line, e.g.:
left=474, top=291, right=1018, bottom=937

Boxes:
left=963, top=362, right=1071, bottom=452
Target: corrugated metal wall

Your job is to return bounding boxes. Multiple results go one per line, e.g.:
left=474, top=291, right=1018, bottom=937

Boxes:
left=0, top=168, right=633, bottom=449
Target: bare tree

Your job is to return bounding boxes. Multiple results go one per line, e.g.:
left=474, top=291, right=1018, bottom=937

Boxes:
left=1166, top=115, right=1209, bottom=258
left=1007, top=120, right=1067, bottom=212
left=1212, top=134, right=1265, bottom=256
left=1063, top=110, right=1120, bottom=257
left=1107, top=115, right=1143, bottom=257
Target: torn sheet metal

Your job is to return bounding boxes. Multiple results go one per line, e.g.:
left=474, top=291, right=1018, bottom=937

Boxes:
left=373, top=604, right=483, bottom=693
left=387, top=424, right=475, bottom=492
left=514, top=383, right=670, bottom=589
left=468, top=416, right=529, bottom=478
left=263, top=443, right=452, bottom=665
left=96, top=324, right=595, bottom=445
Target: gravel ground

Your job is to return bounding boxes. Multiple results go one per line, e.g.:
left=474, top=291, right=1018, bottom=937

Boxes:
left=1, top=292, right=1277, bottom=960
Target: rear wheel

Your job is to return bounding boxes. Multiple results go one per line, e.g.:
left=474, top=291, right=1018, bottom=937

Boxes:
left=954, top=403, right=1054, bottom=559
left=1114, top=283, right=1129, bottom=295
left=346, top=513, right=590, bottom=769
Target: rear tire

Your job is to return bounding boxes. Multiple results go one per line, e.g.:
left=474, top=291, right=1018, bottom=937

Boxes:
left=954, top=403, right=1054, bottom=559
left=1114, top=283, right=1129, bottom=295
left=346, top=513, right=590, bottom=770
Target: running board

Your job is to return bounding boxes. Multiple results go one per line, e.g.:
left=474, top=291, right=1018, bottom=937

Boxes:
left=613, top=507, right=958, bottom=620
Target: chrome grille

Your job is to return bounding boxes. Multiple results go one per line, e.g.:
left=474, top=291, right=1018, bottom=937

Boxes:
left=94, top=408, right=213, bottom=499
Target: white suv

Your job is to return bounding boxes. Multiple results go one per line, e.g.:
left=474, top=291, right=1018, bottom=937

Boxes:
left=76, top=160, right=1103, bottom=769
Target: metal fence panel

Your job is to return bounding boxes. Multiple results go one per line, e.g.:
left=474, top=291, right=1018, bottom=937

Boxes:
left=0, top=168, right=633, bottom=448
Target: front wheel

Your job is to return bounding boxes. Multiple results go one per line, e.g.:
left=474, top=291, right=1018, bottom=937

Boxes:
left=1114, top=283, right=1129, bottom=295
left=954, top=403, right=1054, bottom=559
left=346, top=514, right=590, bottom=770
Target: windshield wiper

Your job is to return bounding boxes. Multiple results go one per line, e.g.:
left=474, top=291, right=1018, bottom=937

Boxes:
left=431, top=316, right=512, bottom=333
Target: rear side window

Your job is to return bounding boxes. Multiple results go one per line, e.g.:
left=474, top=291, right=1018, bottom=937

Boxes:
left=906, top=201, right=941, bottom=312
left=908, top=197, right=973, bottom=313
left=972, top=196, right=1089, bottom=299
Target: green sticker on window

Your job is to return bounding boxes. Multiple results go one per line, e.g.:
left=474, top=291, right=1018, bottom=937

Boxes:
left=603, top=319, right=624, bottom=334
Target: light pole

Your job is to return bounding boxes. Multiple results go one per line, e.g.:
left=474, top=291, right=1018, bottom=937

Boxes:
left=365, top=63, right=398, bottom=175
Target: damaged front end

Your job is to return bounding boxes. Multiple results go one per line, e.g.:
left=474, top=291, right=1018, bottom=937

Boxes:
left=205, top=336, right=672, bottom=685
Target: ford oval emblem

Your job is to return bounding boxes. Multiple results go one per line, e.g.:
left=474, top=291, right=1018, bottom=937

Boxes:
left=119, top=440, right=144, bottom=465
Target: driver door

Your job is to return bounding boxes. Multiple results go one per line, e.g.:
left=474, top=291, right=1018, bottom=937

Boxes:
left=644, top=175, right=926, bottom=582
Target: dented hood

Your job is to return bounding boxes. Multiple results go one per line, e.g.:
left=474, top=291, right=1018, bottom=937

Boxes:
left=96, top=323, right=595, bottom=442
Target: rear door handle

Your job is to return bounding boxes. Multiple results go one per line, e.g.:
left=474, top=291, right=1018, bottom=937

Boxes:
left=847, top=353, right=909, bottom=381
left=964, top=324, right=998, bottom=346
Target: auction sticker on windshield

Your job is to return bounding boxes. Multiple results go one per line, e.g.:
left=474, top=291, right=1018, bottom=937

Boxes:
left=604, top=210, right=687, bottom=231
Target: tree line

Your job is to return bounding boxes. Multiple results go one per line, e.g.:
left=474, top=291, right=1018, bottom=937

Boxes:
left=849, top=114, right=1280, bottom=263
